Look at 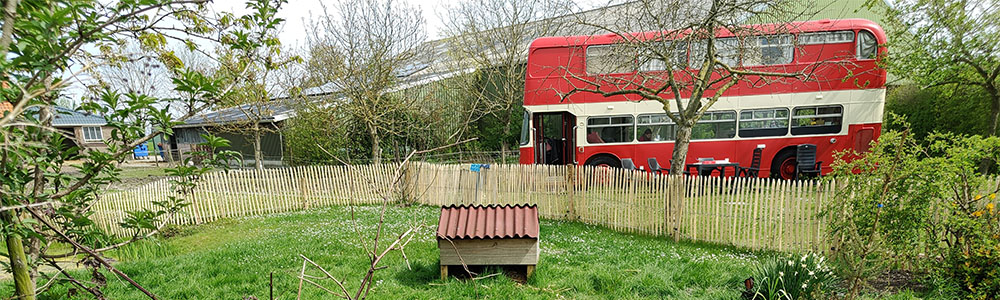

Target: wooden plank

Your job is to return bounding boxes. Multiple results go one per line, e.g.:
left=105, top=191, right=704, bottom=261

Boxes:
left=438, top=238, right=539, bottom=265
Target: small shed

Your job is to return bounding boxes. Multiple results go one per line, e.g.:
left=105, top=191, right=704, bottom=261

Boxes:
left=437, top=204, right=539, bottom=280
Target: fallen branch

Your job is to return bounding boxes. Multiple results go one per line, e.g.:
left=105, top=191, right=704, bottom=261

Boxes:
left=0, top=201, right=60, bottom=212
left=296, top=259, right=307, bottom=300
left=471, top=273, right=502, bottom=281
left=298, top=255, right=350, bottom=299
left=44, top=259, right=105, bottom=300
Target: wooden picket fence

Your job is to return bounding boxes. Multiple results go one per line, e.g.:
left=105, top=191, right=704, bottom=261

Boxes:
left=93, top=164, right=400, bottom=237
left=406, top=162, right=833, bottom=252
left=96, top=162, right=835, bottom=252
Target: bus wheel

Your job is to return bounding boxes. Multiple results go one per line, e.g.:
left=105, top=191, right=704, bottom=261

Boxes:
left=772, top=151, right=797, bottom=180
left=585, top=155, right=619, bottom=186
left=585, top=155, right=621, bottom=168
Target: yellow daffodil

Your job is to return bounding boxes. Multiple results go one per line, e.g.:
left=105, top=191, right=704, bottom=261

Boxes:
left=972, top=210, right=984, bottom=217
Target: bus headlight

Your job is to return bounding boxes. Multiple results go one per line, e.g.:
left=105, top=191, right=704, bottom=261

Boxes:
left=830, top=138, right=837, bottom=144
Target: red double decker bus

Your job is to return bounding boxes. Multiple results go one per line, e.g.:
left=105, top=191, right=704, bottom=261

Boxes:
left=518, top=19, right=887, bottom=179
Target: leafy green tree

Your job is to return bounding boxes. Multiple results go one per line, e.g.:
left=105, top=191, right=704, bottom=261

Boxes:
left=0, top=0, right=283, bottom=298
left=823, top=119, right=935, bottom=298
left=440, top=0, right=570, bottom=157
left=282, top=101, right=364, bottom=165
left=563, top=0, right=807, bottom=174
left=304, top=0, right=427, bottom=164
left=210, top=0, right=300, bottom=170
left=885, top=84, right=992, bottom=138
left=880, top=0, right=1000, bottom=136
left=825, top=116, right=1000, bottom=298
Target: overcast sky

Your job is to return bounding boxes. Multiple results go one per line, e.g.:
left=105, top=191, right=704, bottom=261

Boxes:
left=208, top=0, right=439, bottom=47
left=61, top=0, right=604, bottom=105
left=209, top=0, right=605, bottom=46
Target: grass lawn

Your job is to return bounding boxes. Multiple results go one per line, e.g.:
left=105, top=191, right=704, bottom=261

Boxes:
left=116, top=166, right=168, bottom=179
left=13, top=205, right=781, bottom=299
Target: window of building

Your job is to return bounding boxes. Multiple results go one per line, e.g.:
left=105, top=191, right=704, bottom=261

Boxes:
left=176, top=127, right=208, bottom=144
left=82, top=126, right=103, bottom=141
left=739, top=108, right=789, bottom=137
left=586, top=115, right=634, bottom=144
left=692, top=111, right=737, bottom=140
left=791, top=105, right=843, bottom=135
left=857, top=30, right=877, bottom=60
left=636, top=114, right=676, bottom=142
left=798, top=31, right=854, bottom=45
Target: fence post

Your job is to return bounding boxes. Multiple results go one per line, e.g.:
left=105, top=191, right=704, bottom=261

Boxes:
left=299, top=169, right=310, bottom=209
left=672, top=176, right=684, bottom=242
left=400, top=162, right=411, bottom=204
left=565, top=164, right=576, bottom=220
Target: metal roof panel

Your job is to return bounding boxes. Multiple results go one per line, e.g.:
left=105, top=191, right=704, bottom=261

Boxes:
left=437, top=204, right=539, bottom=240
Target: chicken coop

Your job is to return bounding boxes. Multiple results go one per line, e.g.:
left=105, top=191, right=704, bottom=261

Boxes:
left=437, top=204, right=539, bottom=280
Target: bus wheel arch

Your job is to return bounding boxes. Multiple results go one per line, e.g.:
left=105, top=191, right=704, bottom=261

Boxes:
left=771, top=146, right=798, bottom=180
left=584, top=153, right=622, bottom=168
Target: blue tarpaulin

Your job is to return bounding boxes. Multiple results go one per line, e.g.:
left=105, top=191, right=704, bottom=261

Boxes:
left=133, top=144, right=149, bottom=157
left=470, top=164, right=491, bottom=172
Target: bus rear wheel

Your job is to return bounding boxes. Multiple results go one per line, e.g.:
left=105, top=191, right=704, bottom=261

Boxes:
left=585, top=155, right=621, bottom=168
left=772, top=151, right=797, bottom=180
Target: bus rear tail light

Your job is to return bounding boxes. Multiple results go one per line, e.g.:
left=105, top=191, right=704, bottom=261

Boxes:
left=854, top=127, right=874, bottom=153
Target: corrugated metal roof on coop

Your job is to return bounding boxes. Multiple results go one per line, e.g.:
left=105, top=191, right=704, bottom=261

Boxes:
left=436, top=204, right=540, bottom=280
left=436, top=204, right=539, bottom=240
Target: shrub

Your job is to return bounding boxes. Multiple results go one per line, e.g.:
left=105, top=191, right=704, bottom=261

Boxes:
left=825, top=116, right=1000, bottom=298
left=823, top=119, right=937, bottom=297
left=933, top=194, right=1000, bottom=298
left=750, top=253, right=836, bottom=300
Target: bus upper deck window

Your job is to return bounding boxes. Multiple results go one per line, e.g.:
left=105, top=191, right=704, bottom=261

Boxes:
left=857, top=30, right=877, bottom=60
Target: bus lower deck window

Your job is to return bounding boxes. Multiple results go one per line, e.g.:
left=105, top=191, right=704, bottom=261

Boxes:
left=637, top=114, right=677, bottom=142
left=739, top=108, right=789, bottom=137
left=587, top=115, right=634, bottom=144
left=791, top=106, right=843, bottom=135
left=692, top=111, right=737, bottom=140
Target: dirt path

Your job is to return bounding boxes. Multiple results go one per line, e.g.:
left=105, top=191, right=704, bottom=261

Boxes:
left=0, top=260, right=79, bottom=281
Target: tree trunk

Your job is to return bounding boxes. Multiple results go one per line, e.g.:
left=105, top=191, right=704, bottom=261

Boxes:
left=668, top=124, right=693, bottom=176
left=500, top=119, right=512, bottom=162
left=500, top=142, right=510, bottom=163
left=2, top=211, right=35, bottom=300
left=988, top=88, right=999, bottom=137
left=979, top=89, right=1000, bottom=173
left=253, top=123, right=263, bottom=170
left=0, top=0, right=22, bottom=60
left=370, top=128, right=381, bottom=164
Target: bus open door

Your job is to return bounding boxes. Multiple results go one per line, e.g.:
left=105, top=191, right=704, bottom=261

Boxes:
left=533, top=112, right=576, bottom=165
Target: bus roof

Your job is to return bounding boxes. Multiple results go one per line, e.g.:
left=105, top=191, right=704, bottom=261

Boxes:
left=528, top=19, right=887, bottom=49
